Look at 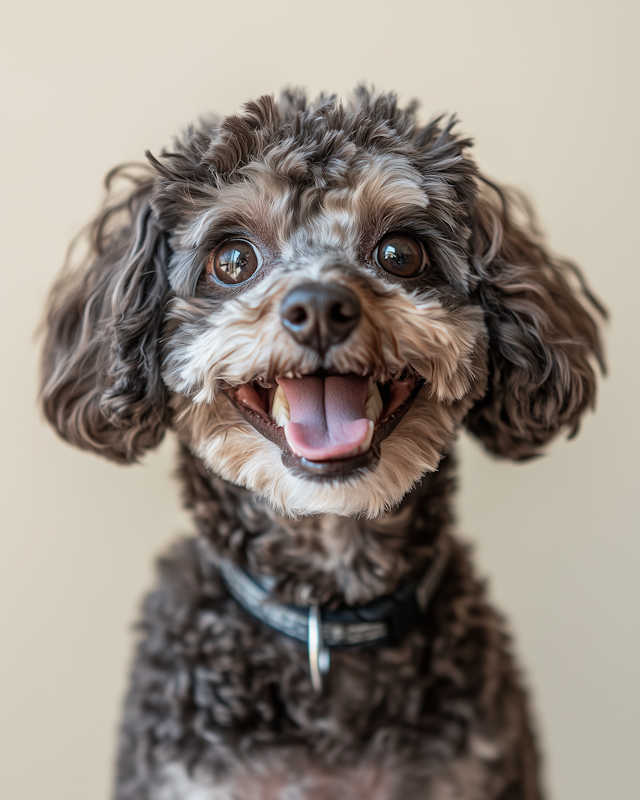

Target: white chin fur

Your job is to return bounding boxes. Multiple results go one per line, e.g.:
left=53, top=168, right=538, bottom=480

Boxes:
left=193, top=387, right=470, bottom=519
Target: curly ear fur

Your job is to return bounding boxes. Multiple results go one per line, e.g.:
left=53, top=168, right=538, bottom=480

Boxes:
left=465, top=179, right=605, bottom=460
left=41, top=166, right=170, bottom=462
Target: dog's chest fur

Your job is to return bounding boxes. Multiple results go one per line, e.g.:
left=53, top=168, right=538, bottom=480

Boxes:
left=114, top=449, right=540, bottom=800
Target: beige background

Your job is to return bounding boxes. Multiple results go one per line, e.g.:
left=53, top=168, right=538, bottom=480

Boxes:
left=1, top=1, right=638, bottom=798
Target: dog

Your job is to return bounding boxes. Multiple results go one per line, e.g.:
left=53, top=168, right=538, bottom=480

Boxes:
left=41, top=88, right=603, bottom=799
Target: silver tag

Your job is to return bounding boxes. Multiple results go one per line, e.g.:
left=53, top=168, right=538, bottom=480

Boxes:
left=308, top=602, right=330, bottom=693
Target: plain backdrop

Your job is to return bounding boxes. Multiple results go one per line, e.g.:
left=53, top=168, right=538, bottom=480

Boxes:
left=1, top=2, right=638, bottom=798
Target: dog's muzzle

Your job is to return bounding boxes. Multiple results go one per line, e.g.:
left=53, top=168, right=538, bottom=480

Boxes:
left=223, top=279, right=423, bottom=479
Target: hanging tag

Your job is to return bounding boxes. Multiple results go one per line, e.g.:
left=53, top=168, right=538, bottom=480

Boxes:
left=308, top=602, right=330, bottom=693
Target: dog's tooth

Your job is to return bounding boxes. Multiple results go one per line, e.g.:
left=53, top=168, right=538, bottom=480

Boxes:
left=271, top=386, right=290, bottom=427
left=366, top=376, right=375, bottom=401
left=361, top=419, right=374, bottom=452
left=365, top=397, right=376, bottom=422
left=272, top=385, right=289, bottom=412
left=364, top=382, right=383, bottom=423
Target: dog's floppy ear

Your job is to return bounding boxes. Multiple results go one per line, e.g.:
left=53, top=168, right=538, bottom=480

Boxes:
left=464, top=179, right=605, bottom=460
left=41, top=166, right=170, bottom=462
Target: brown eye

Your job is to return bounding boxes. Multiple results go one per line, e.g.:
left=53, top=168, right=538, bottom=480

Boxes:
left=374, top=233, right=428, bottom=278
left=207, top=239, right=261, bottom=285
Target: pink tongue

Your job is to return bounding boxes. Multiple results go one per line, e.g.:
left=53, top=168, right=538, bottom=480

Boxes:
left=277, top=375, right=371, bottom=461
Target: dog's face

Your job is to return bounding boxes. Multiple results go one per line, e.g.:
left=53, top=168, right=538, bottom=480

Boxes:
left=160, top=120, right=487, bottom=517
left=41, top=89, right=602, bottom=518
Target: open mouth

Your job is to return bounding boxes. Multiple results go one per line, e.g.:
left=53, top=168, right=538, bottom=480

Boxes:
left=223, top=371, right=422, bottom=479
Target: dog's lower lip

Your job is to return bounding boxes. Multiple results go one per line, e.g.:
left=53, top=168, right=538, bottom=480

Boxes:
left=223, top=374, right=422, bottom=477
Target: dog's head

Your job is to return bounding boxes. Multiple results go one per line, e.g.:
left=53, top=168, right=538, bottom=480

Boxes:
left=41, top=89, right=603, bottom=517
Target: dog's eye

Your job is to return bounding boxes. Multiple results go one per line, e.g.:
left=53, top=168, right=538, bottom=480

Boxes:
left=374, top=233, right=428, bottom=278
left=207, top=239, right=261, bottom=285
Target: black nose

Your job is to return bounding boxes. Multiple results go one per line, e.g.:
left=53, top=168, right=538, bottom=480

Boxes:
left=280, top=281, right=362, bottom=355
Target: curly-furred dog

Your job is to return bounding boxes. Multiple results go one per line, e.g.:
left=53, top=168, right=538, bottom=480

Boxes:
left=41, top=88, right=603, bottom=799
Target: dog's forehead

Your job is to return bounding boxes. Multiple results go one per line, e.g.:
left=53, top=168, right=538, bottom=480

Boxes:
left=282, top=150, right=428, bottom=260
left=185, top=142, right=429, bottom=259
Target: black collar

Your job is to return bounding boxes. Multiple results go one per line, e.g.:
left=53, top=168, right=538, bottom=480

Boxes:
left=219, top=535, right=450, bottom=691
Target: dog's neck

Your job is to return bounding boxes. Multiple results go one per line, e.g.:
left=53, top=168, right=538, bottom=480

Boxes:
left=179, top=444, right=455, bottom=606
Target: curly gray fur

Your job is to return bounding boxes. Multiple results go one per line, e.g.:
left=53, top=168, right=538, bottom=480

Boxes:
left=40, top=87, right=604, bottom=799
